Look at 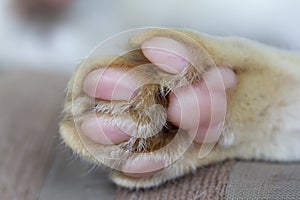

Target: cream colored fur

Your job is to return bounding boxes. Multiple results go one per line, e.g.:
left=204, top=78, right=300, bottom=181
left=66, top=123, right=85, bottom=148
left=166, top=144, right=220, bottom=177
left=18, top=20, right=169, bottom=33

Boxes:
left=59, top=28, right=300, bottom=188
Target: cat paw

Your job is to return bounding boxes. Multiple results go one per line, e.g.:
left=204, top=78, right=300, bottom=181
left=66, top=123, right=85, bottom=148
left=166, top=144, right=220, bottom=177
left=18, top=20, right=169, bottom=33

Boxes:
left=61, top=28, right=295, bottom=188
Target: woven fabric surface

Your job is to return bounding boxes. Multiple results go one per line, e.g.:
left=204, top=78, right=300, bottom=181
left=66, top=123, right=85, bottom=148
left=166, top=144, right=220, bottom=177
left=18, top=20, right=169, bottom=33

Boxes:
left=0, top=70, right=67, bottom=200
left=225, top=161, right=300, bottom=199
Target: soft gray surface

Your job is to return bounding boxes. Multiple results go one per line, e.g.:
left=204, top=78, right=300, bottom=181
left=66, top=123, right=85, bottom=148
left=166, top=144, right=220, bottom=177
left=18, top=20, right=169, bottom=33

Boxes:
left=0, top=70, right=67, bottom=200
left=225, top=161, right=300, bottom=199
left=39, top=147, right=116, bottom=200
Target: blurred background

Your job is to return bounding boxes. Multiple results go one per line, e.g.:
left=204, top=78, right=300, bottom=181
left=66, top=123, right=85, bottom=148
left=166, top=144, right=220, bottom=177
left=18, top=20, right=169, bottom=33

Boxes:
left=0, top=0, right=300, bottom=74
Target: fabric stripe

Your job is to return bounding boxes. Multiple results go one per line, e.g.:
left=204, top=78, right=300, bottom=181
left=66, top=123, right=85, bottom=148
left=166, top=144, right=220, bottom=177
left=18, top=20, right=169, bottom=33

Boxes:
left=225, top=161, right=300, bottom=199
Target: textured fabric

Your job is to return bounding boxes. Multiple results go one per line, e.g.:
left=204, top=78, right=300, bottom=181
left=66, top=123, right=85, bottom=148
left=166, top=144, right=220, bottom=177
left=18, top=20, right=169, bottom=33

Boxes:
left=116, top=160, right=236, bottom=200
left=225, top=161, right=300, bottom=199
left=0, top=70, right=67, bottom=200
